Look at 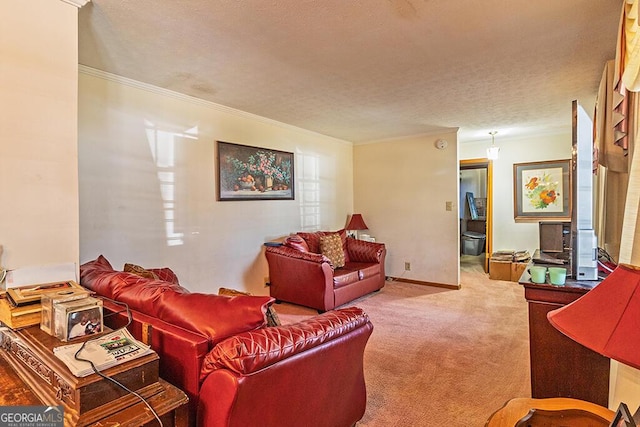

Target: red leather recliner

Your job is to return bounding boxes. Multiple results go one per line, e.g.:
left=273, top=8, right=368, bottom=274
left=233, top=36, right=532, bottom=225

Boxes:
left=80, top=255, right=373, bottom=427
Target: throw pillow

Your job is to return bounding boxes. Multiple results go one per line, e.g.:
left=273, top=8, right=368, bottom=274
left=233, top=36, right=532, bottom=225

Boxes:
left=284, top=235, right=309, bottom=252
left=147, top=267, right=180, bottom=285
left=123, top=263, right=158, bottom=280
left=320, top=233, right=345, bottom=268
left=297, top=231, right=327, bottom=254
left=218, top=287, right=281, bottom=327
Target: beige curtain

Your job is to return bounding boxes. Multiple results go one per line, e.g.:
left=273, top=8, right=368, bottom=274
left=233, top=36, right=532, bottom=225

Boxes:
left=594, top=61, right=633, bottom=262
left=618, top=0, right=640, bottom=92
left=593, top=0, right=640, bottom=263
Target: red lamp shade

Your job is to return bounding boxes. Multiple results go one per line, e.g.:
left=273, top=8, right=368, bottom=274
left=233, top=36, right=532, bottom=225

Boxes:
left=346, top=214, right=368, bottom=231
left=547, top=264, right=640, bottom=370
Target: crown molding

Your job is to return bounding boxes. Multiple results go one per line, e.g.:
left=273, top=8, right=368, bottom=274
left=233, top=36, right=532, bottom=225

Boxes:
left=78, top=65, right=352, bottom=146
left=59, top=0, right=90, bottom=7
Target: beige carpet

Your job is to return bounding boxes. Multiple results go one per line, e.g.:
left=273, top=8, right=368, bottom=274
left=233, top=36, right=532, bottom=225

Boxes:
left=274, top=255, right=531, bottom=426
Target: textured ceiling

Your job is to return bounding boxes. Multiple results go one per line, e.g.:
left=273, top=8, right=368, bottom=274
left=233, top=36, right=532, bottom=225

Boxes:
left=78, top=0, right=620, bottom=144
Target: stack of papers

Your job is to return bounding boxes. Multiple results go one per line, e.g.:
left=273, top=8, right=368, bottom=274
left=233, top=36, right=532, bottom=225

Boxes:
left=54, top=328, right=154, bottom=377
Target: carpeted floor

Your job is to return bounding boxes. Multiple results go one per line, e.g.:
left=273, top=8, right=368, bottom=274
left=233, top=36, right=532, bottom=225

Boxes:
left=274, top=254, right=531, bottom=426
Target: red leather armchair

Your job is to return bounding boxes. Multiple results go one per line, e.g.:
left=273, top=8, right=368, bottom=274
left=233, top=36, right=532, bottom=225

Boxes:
left=265, top=230, right=386, bottom=312
left=80, top=255, right=373, bottom=427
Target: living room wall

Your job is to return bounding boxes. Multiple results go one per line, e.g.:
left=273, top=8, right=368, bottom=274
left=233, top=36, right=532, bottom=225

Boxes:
left=460, top=132, right=573, bottom=255
left=1, top=0, right=80, bottom=271
left=78, top=69, right=354, bottom=294
left=353, top=132, right=460, bottom=287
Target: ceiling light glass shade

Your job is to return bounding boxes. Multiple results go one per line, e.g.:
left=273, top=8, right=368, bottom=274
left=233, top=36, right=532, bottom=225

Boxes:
left=487, top=131, right=499, bottom=160
left=547, top=264, right=640, bottom=370
left=346, top=214, right=368, bottom=231
left=486, top=146, right=500, bottom=160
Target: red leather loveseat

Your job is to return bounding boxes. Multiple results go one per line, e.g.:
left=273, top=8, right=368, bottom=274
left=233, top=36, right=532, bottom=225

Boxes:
left=80, top=255, right=373, bottom=427
left=265, top=229, right=386, bottom=312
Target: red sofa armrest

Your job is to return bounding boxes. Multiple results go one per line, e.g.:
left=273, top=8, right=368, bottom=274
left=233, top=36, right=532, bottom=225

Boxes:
left=264, top=244, right=332, bottom=264
left=346, top=238, right=386, bottom=263
left=101, top=300, right=209, bottom=425
left=265, top=246, right=336, bottom=311
left=200, top=307, right=369, bottom=379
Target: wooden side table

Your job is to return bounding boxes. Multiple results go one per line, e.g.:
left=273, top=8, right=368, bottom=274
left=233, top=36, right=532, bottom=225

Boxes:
left=0, top=325, right=189, bottom=427
left=485, top=397, right=614, bottom=427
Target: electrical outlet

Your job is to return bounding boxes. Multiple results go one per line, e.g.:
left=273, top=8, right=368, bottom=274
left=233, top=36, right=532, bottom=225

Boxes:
left=404, top=262, right=411, bottom=271
left=445, top=201, right=453, bottom=211
left=264, top=277, right=270, bottom=287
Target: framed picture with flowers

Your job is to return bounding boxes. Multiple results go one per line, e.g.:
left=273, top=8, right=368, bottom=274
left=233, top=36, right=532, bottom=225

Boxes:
left=217, top=141, right=294, bottom=201
left=513, top=159, right=571, bottom=221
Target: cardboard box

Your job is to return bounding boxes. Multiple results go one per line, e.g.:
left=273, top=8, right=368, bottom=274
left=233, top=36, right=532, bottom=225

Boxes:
left=489, top=260, right=512, bottom=281
left=511, top=262, right=528, bottom=282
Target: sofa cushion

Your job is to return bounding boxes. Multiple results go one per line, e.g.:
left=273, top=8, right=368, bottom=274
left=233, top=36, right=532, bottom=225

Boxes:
left=80, top=256, right=119, bottom=299
left=284, top=235, right=309, bottom=252
left=320, top=234, right=345, bottom=268
left=116, top=279, right=187, bottom=315
left=147, top=267, right=180, bottom=285
left=218, top=287, right=281, bottom=327
left=333, top=269, right=360, bottom=288
left=297, top=231, right=327, bottom=254
left=90, top=254, right=114, bottom=270
left=344, top=262, right=380, bottom=280
left=124, top=263, right=158, bottom=280
left=156, top=292, right=274, bottom=346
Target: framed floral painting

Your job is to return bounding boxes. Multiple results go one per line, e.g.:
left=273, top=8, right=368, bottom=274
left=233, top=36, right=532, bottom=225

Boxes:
left=217, top=141, right=294, bottom=201
left=513, top=160, right=571, bottom=221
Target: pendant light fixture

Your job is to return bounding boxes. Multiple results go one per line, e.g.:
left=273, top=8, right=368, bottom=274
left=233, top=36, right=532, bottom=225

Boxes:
left=487, top=131, right=500, bottom=160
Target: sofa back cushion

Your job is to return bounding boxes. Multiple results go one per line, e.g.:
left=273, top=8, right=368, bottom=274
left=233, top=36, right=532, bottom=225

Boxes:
left=296, top=231, right=326, bottom=254
left=148, top=267, right=180, bottom=285
left=81, top=256, right=272, bottom=346
left=80, top=255, right=121, bottom=299
left=156, top=292, right=274, bottom=346
left=123, top=263, right=158, bottom=279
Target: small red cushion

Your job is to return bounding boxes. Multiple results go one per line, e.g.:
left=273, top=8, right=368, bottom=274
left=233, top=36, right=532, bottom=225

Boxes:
left=284, top=235, right=309, bottom=252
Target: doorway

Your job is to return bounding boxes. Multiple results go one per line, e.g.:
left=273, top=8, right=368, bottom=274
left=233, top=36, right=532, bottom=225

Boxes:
left=460, top=158, right=493, bottom=272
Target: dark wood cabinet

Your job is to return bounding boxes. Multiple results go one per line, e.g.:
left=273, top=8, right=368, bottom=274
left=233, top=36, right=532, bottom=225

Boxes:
left=520, top=270, right=609, bottom=407
left=0, top=325, right=189, bottom=426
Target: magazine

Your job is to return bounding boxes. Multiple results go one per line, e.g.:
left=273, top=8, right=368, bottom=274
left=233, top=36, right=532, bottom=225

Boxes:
left=53, top=328, right=154, bottom=377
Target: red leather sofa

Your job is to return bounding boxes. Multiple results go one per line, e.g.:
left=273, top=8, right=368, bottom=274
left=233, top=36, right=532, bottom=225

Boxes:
left=80, top=255, right=373, bottom=427
left=265, top=230, right=386, bottom=312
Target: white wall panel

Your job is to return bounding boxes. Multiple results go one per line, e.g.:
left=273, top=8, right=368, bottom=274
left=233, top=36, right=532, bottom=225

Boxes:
left=78, top=71, right=353, bottom=294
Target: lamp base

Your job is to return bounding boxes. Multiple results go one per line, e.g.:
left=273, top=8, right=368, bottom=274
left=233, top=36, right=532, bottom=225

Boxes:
left=610, top=402, right=639, bottom=427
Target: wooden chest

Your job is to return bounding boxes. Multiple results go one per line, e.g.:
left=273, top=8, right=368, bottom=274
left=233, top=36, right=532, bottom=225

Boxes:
left=0, top=325, right=162, bottom=426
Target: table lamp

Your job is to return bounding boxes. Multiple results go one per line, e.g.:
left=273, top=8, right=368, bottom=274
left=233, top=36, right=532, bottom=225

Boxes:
left=346, top=214, right=368, bottom=240
left=547, top=264, right=640, bottom=426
